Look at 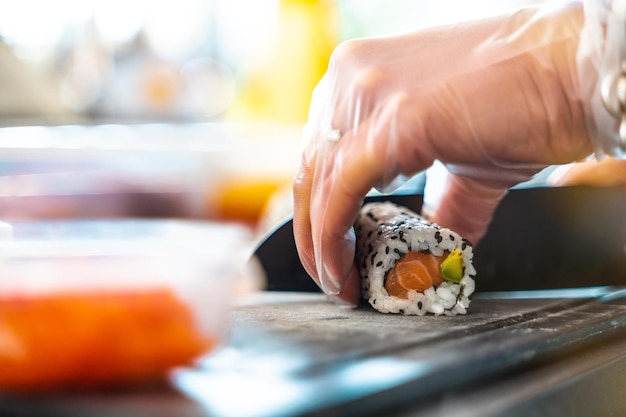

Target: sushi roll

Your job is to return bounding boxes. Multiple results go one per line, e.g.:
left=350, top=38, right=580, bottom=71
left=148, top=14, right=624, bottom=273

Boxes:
left=354, top=201, right=476, bottom=315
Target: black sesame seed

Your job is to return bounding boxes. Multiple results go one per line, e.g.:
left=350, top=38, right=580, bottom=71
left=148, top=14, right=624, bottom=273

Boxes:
left=390, top=236, right=398, bottom=240
left=376, top=261, right=383, bottom=267
left=462, top=242, right=467, bottom=250
left=435, top=231, right=442, bottom=243
left=393, top=248, right=401, bottom=255
left=399, top=309, right=405, bottom=314
left=417, top=301, right=423, bottom=309
left=385, top=246, right=390, bottom=255
left=449, top=235, right=455, bottom=241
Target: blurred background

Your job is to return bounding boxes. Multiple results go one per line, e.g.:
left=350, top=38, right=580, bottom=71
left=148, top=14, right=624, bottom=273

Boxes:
left=0, top=0, right=544, bottom=231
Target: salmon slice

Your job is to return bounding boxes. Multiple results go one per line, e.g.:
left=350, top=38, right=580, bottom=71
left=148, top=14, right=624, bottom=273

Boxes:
left=385, top=251, right=445, bottom=299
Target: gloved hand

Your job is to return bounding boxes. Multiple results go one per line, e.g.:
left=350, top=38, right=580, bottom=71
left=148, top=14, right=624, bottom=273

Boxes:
left=293, top=2, right=594, bottom=305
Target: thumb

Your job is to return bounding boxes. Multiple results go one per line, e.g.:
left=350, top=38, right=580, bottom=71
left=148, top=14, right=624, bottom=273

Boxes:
left=425, top=172, right=510, bottom=245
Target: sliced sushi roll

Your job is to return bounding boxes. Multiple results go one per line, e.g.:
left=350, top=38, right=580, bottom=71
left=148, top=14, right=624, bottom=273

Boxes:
left=354, top=201, right=476, bottom=315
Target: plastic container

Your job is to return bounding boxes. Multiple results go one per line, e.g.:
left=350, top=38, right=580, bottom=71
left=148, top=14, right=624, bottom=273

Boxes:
left=0, top=220, right=261, bottom=392
left=0, top=123, right=301, bottom=222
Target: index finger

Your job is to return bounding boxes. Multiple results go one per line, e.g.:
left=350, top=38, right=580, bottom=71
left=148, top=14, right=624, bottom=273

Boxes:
left=292, top=140, right=320, bottom=286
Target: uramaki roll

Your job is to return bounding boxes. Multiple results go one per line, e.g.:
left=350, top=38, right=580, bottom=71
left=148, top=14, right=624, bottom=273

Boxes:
left=354, top=201, right=476, bottom=315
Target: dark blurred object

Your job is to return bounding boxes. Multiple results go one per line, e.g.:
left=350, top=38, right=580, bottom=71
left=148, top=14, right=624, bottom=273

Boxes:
left=255, top=186, right=626, bottom=292
left=474, top=185, right=626, bottom=291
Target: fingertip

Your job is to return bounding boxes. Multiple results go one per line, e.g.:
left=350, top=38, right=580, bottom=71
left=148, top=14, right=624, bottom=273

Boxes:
left=316, top=222, right=357, bottom=293
left=327, top=265, right=361, bottom=308
left=428, top=174, right=508, bottom=245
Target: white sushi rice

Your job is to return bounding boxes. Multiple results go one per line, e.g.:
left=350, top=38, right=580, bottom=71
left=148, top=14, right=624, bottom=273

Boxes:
left=354, top=201, right=476, bottom=315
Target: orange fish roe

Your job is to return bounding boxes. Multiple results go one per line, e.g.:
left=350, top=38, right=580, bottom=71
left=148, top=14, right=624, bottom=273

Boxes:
left=385, top=252, right=446, bottom=299
left=0, top=289, right=214, bottom=392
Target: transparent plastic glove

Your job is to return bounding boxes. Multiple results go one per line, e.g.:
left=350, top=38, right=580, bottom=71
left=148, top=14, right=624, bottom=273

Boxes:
left=293, top=3, right=594, bottom=305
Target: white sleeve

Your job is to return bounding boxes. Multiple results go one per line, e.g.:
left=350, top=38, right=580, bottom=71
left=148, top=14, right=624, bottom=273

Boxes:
left=578, top=0, right=626, bottom=159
